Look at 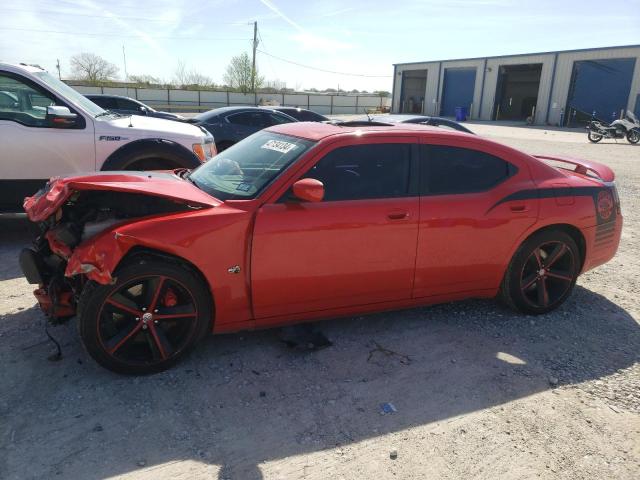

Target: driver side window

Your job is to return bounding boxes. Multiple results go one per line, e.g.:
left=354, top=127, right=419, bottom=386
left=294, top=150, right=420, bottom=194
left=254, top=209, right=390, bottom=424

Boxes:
left=304, top=143, right=412, bottom=201
left=0, top=74, right=57, bottom=127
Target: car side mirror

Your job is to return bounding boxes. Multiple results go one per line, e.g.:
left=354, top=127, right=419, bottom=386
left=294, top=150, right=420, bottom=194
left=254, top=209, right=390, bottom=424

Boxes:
left=292, top=178, right=324, bottom=202
left=139, top=106, right=148, bottom=115
left=46, top=106, right=78, bottom=128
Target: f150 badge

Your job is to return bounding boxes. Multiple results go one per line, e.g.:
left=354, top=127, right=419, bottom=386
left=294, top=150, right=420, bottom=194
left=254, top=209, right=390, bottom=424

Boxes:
left=98, top=135, right=128, bottom=141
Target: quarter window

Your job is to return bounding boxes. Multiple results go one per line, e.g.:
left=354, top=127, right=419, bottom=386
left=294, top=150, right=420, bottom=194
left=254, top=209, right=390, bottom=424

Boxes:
left=304, top=144, right=412, bottom=201
left=0, top=74, right=56, bottom=127
left=420, top=145, right=516, bottom=195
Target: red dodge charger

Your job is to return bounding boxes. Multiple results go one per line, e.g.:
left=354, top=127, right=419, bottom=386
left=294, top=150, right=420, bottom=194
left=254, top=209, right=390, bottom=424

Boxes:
left=20, top=122, right=622, bottom=374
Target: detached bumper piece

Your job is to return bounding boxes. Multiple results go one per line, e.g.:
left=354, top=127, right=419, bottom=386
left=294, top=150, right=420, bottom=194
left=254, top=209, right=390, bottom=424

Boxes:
left=20, top=248, right=76, bottom=320
left=33, top=287, right=75, bottom=319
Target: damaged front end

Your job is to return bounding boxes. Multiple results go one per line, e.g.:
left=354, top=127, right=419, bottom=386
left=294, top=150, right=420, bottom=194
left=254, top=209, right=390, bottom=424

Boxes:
left=20, top=173, right=217, bottom=322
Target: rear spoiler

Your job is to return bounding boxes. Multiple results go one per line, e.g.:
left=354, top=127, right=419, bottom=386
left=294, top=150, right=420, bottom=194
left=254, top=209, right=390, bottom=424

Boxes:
left=533, top=155, right=615, bottom=183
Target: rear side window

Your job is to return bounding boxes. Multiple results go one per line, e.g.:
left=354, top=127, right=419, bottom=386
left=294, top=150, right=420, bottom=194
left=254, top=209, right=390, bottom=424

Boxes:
left=304, top=144, right=412, bottom=201
left=116, top=98, right=142, bottom=111
left=420, top=145, right=516, bottom=195
left=89, top=96, right=117, bottom=110
left=227, top=112, right=269, bottom=128
left=269, top=112, right=295, bottom=125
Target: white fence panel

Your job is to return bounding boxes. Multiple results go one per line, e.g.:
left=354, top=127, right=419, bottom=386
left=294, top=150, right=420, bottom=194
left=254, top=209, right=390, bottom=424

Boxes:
left=137, top=89, right=169, bottom=102
left=229, top=92, right=255, bottom=104
left=256, top=93, right=282, bottom=105
left=73, top=85, right=102, bottom=94
left=308, top=95, right=331, bottom=106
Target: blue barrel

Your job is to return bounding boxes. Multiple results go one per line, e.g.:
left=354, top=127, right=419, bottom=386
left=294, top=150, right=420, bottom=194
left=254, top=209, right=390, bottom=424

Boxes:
left=455, top=106, right=467, bottom=121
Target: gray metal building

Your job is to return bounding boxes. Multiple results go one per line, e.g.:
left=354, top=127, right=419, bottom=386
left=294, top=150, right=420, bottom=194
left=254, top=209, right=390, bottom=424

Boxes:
left=392, top=45, right=640, bottom=126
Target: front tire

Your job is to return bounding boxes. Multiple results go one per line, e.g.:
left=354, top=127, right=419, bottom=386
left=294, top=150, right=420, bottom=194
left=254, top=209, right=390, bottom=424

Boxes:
left=627, top=130, right=640, bottom=144
left=501, top=230, right=580, bottom=315
left=78, top=259, right=212, bottom=374
left=587, top=131, right=603, bottom=143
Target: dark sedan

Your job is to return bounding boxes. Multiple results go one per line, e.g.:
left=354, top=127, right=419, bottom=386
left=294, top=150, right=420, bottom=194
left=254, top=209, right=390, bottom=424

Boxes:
left=267, top=106, right=329, bottom=122
left=84, top=94, right=185, bottom=121
left=187, top=106, right=297, bottom=151
left=361, top=114, right=474, bottom=134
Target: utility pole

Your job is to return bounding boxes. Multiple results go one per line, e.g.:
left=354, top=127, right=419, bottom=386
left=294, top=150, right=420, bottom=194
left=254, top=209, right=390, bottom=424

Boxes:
left=122, top=45, right=129, bottom=82
left=251, top=21, right=258, bottom=92
left=56, top=59, right=61, bottom=80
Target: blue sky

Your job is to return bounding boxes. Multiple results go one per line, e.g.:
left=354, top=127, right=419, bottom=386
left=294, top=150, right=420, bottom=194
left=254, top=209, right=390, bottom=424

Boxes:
left=1, top=0, right=638, bottom=91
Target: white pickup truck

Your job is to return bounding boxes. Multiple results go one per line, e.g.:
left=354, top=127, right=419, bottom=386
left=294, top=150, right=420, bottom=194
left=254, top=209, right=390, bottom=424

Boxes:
left=0, top=63, right=216, bottom=212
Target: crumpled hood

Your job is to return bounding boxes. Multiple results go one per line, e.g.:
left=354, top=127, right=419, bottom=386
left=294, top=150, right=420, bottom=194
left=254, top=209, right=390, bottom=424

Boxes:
left=24, top=171, right=220, bottom=222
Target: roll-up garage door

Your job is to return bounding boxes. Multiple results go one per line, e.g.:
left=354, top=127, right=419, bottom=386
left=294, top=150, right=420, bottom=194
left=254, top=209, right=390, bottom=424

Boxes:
left=440, top=67, right=476, bottom=117
left=566, top=58, right=636, bottom=125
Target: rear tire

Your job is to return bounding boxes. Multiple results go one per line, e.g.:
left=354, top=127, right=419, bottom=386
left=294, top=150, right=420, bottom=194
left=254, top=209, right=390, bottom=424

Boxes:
left=587, top=131, right=603, bottom=143
left=78, top=259, right=212, bottom=374
left=627, top=130, right=640, bottom=144
left=501, top=230, right=580, bottom=315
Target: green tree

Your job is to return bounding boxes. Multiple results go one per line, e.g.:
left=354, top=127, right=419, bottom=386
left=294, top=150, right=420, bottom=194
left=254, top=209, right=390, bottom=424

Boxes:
left=223, top=52, right=263, bottom=93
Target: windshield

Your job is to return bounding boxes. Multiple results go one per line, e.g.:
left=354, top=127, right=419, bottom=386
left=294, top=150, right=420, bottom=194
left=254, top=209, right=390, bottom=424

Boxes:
left=33, top=71, right=105, bottom=117
left=189, top=131, right=315, bottom=200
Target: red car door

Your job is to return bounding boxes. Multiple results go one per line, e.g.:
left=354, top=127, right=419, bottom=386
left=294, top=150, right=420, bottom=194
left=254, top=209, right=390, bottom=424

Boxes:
left=251, top=138, right=420, bottom=322
left=413, top=141, right=539, bottom=298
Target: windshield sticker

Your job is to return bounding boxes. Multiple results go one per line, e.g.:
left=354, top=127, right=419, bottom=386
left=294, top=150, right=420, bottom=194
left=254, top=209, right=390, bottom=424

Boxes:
left=261, top=140, right=298, bottom=154
left=236, top=182, right=252, bottom=192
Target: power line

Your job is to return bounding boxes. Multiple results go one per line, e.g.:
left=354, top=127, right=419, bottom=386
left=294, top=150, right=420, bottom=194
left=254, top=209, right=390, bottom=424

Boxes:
left=256, top=49, right=392, bottom=78
left=0, top=26, right=250, bottom=41
left=3, top=6, right=248, bottom=24
left=257, top=28, right=280, bottom=80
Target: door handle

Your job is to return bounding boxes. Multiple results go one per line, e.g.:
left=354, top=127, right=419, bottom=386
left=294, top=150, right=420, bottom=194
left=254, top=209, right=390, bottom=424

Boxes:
left=510, top=204, right=528, bottom=212
left=387, top=211, right=409, bottom=220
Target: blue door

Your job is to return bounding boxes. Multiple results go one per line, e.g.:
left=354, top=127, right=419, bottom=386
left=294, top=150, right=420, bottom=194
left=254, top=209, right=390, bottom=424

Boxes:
left=566, top=58, right=636, bottom=125
left=440, top=68, right=476, bottom=117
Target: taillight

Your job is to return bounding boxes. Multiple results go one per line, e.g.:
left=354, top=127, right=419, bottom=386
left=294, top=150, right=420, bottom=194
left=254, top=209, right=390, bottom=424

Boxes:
left=597, top=190, right=614, bottom=221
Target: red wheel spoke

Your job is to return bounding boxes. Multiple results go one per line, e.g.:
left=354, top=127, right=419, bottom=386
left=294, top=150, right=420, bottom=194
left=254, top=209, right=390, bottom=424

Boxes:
left=149, top=324, right=172, bottom=360
left=522, top=274, right=537, bottom=290
left=533, top=249, right=543, bottom=268
left=537, top=278, right=549, bottom=307
left=545, top=244, right=567, bottom=268
left=154, top=304, right=197, bottom=320
left=546, top=270, right=573, bottom=282
left=107, top=322, right=143, bottom=354
left=105, top=298, right=141, bottom=317
left=155, top=313, right=197, bottom=320
left=148, top=276, right=166, bottom=311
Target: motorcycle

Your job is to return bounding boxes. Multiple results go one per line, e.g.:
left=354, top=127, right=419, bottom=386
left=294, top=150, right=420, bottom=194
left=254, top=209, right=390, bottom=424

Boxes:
left=586, top=110, right=640, bottom=144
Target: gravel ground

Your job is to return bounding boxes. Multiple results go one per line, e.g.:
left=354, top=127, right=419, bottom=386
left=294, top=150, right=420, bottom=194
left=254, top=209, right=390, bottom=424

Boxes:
left=0, top=124, right=638, bottom=480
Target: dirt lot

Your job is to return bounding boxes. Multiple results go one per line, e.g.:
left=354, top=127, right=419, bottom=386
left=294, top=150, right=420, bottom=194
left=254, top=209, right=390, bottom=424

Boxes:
left=1, top=124, right=639, bottom=480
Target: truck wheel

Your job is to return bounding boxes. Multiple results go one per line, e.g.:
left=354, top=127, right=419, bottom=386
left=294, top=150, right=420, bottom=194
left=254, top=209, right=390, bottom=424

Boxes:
left=116, top=149, right=190, bottom=171
left=78, top=259, right=212, bottom=374
left=500, top=230, right=580, bottom=315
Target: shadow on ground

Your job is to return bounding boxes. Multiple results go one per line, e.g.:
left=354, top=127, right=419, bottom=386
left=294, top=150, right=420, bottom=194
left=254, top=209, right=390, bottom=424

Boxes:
left=0, top=219, right=34, bottom=281
left=1, top=281, right=638, bottom=479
